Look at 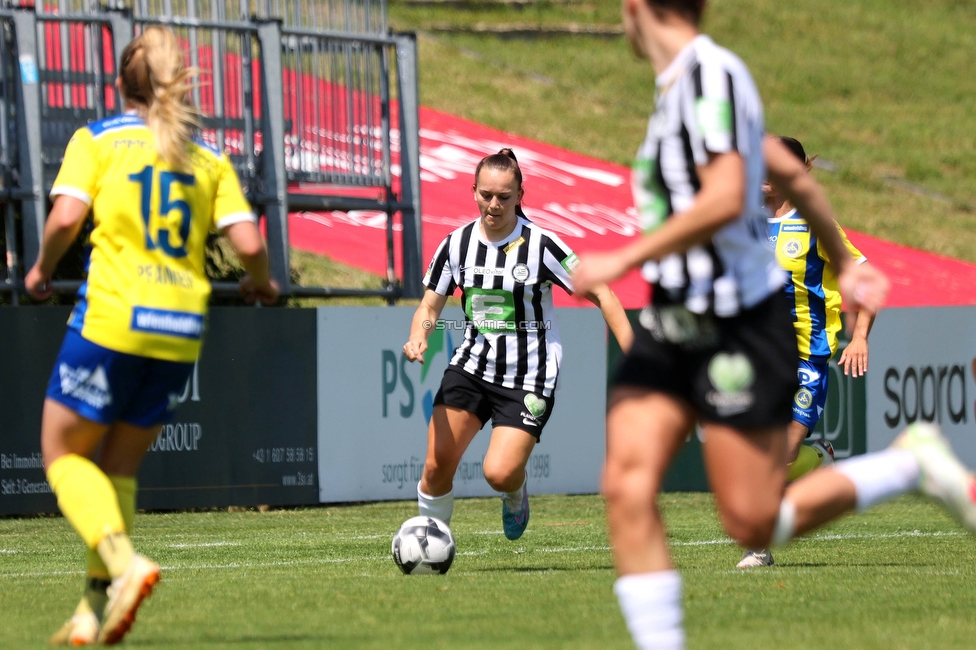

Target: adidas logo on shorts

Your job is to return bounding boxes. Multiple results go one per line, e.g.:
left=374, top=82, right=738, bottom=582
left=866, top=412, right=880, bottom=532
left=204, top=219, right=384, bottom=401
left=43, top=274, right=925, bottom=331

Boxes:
left=59, top=363, right=113, bottom=409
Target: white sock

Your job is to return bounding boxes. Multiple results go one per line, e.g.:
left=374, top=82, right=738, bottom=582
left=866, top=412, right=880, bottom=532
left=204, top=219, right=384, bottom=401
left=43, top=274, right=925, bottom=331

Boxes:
left=503, top=474, right=527, bottom=511
left=771, top=498, right=797, bottom=547
left=614, top=571, right=685, bottom=650
left=833, top=448, right=921, bottom=511
left=418, top=482, right=454, bottom=525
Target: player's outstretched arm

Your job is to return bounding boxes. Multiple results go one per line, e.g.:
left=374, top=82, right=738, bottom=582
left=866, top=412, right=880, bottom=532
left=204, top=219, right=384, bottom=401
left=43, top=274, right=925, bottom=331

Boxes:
left=222, top=220, right=279, bottom=305
left=403, top=289, right=449, bottom=364
left=25, top=195, right=90, bottom=301
left=764, top=136, right=889, bottom=317
left=583, top=284, right=633, bottom=353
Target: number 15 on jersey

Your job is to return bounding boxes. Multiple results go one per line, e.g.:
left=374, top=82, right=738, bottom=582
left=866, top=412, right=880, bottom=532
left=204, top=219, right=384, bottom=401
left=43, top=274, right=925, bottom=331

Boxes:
left=129, top=165, right=196, bottom=259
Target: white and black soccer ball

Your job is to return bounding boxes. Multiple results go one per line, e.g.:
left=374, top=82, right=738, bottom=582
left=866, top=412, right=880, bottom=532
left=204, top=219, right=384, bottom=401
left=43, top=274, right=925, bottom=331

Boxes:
left=391, top=516, right=456, bottom=575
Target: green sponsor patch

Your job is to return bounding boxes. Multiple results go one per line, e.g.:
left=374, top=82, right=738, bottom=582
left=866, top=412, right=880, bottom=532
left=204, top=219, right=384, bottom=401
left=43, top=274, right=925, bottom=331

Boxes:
left=632, top=158, right=668, bottom=232
left=707, top=352, right=754, bottom=393
left=695, top=98, right=732, bottom=138
left=560, top=253, right=579, bottom=274
left=465, top=288, right=517, bottom=332
left=523, top=393, right=547, bottom=418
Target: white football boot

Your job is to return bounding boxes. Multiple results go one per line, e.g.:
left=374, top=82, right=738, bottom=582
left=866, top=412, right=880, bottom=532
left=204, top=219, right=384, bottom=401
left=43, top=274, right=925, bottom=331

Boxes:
left=736, top=548, right=774, bottom=568
left=891, top=422, right=976, bottom=532
left=49, top=612, right=99, bottom=646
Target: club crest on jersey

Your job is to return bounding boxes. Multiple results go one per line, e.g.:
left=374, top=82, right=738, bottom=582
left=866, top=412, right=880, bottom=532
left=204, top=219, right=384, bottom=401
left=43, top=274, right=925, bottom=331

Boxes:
left=511, top=263, right=530, bottom=283
left=783, top=238, right=805, bottom=258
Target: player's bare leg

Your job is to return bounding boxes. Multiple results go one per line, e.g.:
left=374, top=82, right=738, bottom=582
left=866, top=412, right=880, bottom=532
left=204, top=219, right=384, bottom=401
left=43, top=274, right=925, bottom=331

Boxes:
left=417, top=405, right=483, bottom=524
left=484, top=427, right=537, bottom=540
left=605, top=388, right=693, bottom=650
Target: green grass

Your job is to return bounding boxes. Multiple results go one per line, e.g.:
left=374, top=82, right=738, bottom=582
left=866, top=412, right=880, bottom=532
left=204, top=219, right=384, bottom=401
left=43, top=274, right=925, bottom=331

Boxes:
left=3, top=494, right=976, bottom=648
left=385, top=0, right=976, bottom=263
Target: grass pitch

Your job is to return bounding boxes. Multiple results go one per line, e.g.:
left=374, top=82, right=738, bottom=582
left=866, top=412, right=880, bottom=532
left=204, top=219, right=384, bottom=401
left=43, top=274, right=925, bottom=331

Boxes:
left=2, top=493, right=975, bottom=649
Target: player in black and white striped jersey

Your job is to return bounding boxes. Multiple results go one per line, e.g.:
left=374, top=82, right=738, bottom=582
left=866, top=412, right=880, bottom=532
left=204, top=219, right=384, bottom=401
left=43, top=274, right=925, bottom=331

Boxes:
left=403, top=148, right=633, bottom=542
left=568, top=2, right=934, bottom=649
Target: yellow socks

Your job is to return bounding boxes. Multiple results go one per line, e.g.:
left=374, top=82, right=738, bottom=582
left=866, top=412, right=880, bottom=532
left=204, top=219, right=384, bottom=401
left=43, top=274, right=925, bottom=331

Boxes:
left=787, top=444, right=826, bottom=482
left=96, top=532, right=135, bottom=578
left=110, top=475, right=138, bottom=533
left=85, top=475, right=138, bottom=579
left=47, top=454, right=133, bottom=577
left=46, top=454, right=126, bottom=549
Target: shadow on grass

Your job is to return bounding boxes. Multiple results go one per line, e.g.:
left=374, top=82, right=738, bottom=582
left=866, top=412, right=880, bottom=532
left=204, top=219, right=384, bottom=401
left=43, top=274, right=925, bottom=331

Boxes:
left=778, top=561, right=923, bottom=569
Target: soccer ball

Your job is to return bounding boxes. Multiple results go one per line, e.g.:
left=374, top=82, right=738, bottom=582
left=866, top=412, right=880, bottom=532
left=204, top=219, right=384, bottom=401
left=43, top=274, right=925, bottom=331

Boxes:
left=391, top=516, right=456, bottom=575
left=811, top=439, right=835, bottom=466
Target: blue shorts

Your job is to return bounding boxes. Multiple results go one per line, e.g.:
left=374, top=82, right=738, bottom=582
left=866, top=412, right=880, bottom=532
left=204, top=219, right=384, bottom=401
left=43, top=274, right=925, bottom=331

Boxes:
left=792, top=359, right=829, bottom=432
left=45, top=328, right=195, bottom=427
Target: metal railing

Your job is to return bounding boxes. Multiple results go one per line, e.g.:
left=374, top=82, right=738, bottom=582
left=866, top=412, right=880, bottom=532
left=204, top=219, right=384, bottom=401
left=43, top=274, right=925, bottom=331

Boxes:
left=0, top=2, right=421, bottom=304
left=5, top=0, right=387, bottom=34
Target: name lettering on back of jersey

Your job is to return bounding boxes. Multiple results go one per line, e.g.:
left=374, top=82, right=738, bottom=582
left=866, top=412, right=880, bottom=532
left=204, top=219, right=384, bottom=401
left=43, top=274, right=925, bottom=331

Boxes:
left=503, top=236, right=525, bottom=254
left=113, top=138, right=150, bottom=150
left=131, top=307, right=204, bottom=339
left=137, top=264, right=194, bottom=289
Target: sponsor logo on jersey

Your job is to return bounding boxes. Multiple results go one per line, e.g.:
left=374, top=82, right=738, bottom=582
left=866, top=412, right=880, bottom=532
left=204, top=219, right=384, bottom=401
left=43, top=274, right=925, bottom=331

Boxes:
left=694, top=98, right=732, bottom=137
left=511, top=263, right=530, bottom=283
left=59, top=363, right=113, bottom=410
left=469, top=266, right=506, bottom=276
left=781, top=223, right=810, bottom=233
left=131, top=307, right=204, bottom=339
left=798, top=367, right=822, bottom=386
left=560, top=253, right=580, bottom=274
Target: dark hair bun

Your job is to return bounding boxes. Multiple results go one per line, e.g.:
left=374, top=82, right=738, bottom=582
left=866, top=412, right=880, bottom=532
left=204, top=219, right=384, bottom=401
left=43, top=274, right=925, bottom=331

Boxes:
left=499, top=148, right=518, bottom=162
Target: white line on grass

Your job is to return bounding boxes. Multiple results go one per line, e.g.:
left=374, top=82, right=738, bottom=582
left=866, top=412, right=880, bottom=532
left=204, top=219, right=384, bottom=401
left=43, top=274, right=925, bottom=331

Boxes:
left=1, top=529, right=968, bottom=579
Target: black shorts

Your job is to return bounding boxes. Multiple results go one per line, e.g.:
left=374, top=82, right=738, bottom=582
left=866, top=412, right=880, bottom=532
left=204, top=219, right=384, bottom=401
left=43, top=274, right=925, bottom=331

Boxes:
left=434, top=366, right=555, bottom=440
left=613, top=292, right=799, bottom=430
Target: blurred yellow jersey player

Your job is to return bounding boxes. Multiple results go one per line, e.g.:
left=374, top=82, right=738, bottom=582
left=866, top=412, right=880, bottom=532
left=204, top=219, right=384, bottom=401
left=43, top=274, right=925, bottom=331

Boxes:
left=52, top=113, right=254, bottom=362
left=764, top=137, right=874, bottom=488
left=768, top=210, right=864, bottom=363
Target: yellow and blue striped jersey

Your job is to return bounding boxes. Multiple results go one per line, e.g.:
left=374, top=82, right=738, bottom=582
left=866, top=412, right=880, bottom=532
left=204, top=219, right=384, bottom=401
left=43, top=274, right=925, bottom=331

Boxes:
left=51, top=113, right=254, bottom=363
left=768, top=208, right=864, bottom=363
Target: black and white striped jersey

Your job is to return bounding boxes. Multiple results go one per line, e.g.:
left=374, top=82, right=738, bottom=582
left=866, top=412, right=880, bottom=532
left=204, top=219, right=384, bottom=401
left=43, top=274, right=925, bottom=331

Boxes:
left=632, top=34, right=785, bottom=317
left=424, top=216, right=577, bottom=397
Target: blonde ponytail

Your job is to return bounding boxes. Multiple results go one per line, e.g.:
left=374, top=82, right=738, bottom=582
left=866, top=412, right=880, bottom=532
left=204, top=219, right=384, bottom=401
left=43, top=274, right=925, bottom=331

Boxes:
left=119, top=26, right=200, bottom=170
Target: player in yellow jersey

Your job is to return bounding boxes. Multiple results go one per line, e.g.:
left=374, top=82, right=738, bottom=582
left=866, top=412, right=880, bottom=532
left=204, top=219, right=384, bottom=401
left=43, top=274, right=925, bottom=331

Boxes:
left=737, top=136, right=875, bottom=568
left=24, top=26, right=279, bottom=645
